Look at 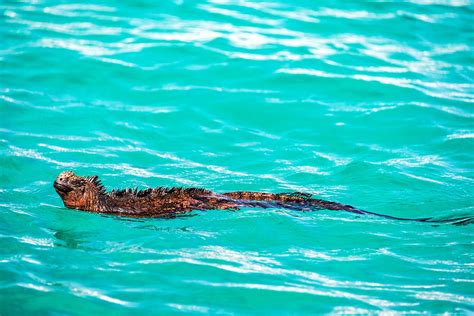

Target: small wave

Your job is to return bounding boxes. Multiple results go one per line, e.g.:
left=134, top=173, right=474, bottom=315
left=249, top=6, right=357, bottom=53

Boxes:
left=277, top=68, right=474, bottom=103
left=1, top=0, right=473, bottom=313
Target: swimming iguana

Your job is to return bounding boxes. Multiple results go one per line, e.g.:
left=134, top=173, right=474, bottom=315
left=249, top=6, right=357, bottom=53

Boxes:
left=53, top=171, right=472, bottom=225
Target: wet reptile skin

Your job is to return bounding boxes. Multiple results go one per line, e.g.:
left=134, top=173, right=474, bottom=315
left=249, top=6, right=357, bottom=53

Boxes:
left=53, top=171, right=369, bottom=218
left=53, top=171, right=473, bottom=225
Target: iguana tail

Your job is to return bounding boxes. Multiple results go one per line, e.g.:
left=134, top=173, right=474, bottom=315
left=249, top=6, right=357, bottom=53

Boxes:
left=222, top=191, right=473, bottom=225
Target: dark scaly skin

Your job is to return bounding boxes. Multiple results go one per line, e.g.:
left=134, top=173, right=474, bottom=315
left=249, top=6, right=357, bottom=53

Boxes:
left=53, top=171, right=473, bottom=225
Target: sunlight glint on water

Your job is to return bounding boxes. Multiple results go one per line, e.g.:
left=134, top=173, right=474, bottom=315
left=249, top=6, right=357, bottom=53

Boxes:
left=1, top=0, right=473, bottom=314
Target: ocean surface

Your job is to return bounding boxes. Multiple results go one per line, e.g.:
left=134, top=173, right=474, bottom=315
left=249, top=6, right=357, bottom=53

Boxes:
left=1, top=0, right=473, bottom=314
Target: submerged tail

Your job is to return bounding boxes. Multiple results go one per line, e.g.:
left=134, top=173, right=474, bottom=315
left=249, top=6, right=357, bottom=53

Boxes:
left=222, top=191, right=473, bottom=226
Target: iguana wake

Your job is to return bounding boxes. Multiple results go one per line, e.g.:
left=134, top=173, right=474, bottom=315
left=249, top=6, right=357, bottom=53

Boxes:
left=54, top=171, right=472, bottom=225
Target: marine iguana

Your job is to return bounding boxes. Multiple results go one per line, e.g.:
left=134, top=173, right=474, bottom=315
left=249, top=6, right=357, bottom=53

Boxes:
left=53, top=171, right=472, bottom=224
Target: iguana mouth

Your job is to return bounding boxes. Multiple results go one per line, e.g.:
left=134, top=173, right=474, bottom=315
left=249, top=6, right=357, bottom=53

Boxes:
left=53, top=181, right=73, bottom=194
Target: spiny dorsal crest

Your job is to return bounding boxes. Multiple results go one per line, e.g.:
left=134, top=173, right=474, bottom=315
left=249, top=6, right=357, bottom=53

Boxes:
left=88, top=175, right=106, bottom=194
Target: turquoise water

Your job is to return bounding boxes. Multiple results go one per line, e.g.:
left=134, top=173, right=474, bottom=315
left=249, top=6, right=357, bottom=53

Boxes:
left=1, top=0, right=474, bottom=313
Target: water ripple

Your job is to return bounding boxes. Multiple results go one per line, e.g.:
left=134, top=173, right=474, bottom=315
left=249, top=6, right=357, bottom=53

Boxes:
left=1, top=0, right=473, bottom=313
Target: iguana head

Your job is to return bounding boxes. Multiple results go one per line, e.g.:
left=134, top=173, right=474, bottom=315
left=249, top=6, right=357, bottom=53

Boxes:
left=54, top=171, right=105, bottom=210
